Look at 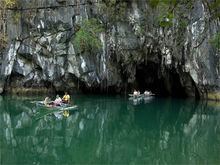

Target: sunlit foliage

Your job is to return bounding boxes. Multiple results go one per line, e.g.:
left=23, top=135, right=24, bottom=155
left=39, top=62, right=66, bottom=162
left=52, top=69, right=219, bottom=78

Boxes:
left=73, top=18, right=104, bottom=54
left=98, top=0, right=127, bottom=23
left=3, top=0, right=17, bottom=8
left=210, top=32, right=220, bottom=51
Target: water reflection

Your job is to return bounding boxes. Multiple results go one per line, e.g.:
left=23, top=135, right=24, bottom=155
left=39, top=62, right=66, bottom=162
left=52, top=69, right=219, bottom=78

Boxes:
left=0, top=95, right=220, bottom=164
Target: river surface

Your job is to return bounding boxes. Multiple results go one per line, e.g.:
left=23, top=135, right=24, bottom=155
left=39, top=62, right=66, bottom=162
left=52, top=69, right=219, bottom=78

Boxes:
left=0, top=95, right=220, bottom=165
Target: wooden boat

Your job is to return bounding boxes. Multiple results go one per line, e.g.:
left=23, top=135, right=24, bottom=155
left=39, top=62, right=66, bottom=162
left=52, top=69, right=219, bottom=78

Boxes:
left=33, top=101, right=78, bottom=111
left=33, top=103, right=78, bottom=121
left=128, top=93, right=154, bottom=99
left=54, top=105, right=78, bottom=111
left=128, top=94, right=143, bottom=98
left=128, top=92, right=155, bottom=104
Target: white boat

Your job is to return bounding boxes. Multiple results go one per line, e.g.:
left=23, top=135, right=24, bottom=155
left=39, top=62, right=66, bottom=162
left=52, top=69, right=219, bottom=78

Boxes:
left=55, top=105, right=78, bottom=111
left=129, top=93, right=154, bottom=99
left=128, top=92, right=155, bottom=104
left=33, top=104, right=78, bottom=121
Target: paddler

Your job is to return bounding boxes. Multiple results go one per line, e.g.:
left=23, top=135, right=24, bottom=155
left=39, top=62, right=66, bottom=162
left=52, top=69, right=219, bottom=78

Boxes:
left=133, top=90, right=140, bottom=97
left=53, top=95, right=62, bottom=106
left=43, top=97, right=52, bottom=107
left=62, top=92, right=70, bottom=104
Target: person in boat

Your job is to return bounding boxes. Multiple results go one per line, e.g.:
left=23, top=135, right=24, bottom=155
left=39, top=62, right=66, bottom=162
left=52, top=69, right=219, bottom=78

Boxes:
left=133, top=90, right=140, bottom=97
left=133, top=90, right=138, bottom=96
left=53, top=95, right=62, bottom=106
left=62, top=92, right=70, bottom=104
left=43, top=97, right=52, bottom=107
left=144, top=90, right=152, bottom=96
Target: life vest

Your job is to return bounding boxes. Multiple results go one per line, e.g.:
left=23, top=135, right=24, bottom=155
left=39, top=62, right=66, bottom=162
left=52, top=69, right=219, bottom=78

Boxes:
left=63, top=95, right=70, bottom=102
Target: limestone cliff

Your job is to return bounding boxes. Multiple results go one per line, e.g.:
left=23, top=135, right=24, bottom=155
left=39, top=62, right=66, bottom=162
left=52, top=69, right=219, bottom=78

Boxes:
left=0, top=0, right=219, bottom=99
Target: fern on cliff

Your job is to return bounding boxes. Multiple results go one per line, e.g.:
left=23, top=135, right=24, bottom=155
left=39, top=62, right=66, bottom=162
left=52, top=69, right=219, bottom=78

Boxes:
left=2, top=0, right=17, bottom=8
left=211, top=32, right=220, bottom=51
left=73, top=18, right=104, bottom=54
left=97, top=0, right=127, bottom=23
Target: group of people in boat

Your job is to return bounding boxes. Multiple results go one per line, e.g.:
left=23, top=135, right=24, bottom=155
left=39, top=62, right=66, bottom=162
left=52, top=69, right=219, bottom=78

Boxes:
left=133, top=90, right=153, bottom=97
left=43, top=92, right=70, bottom=107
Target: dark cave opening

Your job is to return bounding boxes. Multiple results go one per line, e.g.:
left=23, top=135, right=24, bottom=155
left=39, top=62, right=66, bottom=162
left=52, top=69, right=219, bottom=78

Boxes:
left=135, top=62, right=167, bottom=96
left=2, top=62, right=199, bottom=99
left=135, top=62, right=189, bottom=98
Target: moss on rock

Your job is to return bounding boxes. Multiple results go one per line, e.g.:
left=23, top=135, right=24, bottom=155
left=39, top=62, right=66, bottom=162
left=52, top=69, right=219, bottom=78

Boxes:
left=6, top=87, right=54, bottom=95
left=207, top=92, right=220, bottom=101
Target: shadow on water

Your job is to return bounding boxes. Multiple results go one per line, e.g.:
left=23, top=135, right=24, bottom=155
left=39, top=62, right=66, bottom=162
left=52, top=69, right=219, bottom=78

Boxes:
left=0, top=95, right=220, bottom=164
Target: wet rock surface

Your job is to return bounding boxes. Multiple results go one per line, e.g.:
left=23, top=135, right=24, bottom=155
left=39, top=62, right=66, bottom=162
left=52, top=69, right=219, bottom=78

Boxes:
left=0, top=0, right=219, bottom=99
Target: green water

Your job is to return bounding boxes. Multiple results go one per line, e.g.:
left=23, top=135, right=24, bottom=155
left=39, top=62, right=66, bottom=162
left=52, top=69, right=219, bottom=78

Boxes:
left=0, top=95, right=220, bottom=165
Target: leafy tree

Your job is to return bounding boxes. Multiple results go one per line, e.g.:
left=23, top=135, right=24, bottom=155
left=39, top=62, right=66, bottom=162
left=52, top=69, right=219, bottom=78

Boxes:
left=73, top=18, right=104, bottom=54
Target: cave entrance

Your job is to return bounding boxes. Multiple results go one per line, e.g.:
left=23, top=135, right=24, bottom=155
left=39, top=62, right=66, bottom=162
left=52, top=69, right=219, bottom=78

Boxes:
left=135, top=62, right=189, bottom=98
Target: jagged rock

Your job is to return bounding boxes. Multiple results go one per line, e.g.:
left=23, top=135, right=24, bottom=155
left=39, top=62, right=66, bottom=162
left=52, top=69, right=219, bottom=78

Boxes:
left=0, top=0, right=219, bottom=99
left=14, top=58, right=33, bottom=76
left=56, top=0, right=66, bottom=3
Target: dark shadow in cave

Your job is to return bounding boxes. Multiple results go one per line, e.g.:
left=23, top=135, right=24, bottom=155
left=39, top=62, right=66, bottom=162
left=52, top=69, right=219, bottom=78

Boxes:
left=135, top=62, right=189, bottom=98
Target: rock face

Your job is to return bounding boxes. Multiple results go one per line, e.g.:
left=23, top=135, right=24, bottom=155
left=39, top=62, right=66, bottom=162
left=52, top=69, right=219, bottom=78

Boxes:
left=0, top=0, right=219, bottom=99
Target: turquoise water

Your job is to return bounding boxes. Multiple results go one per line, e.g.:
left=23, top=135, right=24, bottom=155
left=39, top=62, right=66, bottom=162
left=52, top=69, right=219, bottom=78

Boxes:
left=0, top=95, right=220, bottom=165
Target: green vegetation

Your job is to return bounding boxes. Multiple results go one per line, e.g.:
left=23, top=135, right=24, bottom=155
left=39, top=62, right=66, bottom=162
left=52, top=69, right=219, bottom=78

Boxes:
left=210, top=32, right=220, bottom=51
left=158, top=12, right=174, bottom=27
left=12, top=11, right=21, bottom=24
left=73, top=18, right=104, bottom=54
left=0, top=0, right=18, bottom=51
left=152, top=0, right=219, bottom=28
left=2, top=0, right=17, bottom=8
left=0, top=33, right=8, bottom=50
left=157, top=1, right=177, bottom=28
left=148, top=0, right=192, bottom=28
left=207, top=92, right=220, bottom=101
left=149, top=0, right=177, bottom=8
left=9, top=87, right=53, bottom=95
left=98, top=0, right=127, bottom=23
left=149, top=0, right=160, bottom=9
left=207, top=0, right=220, bottom=19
